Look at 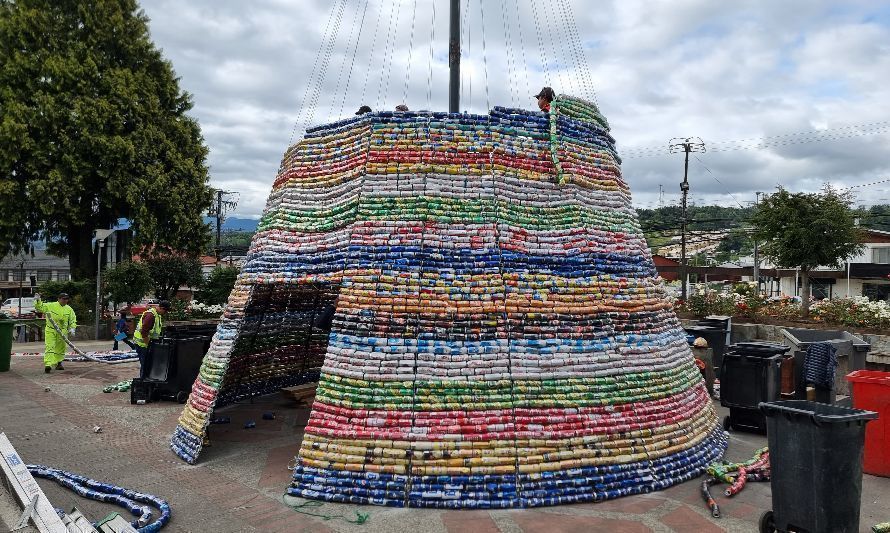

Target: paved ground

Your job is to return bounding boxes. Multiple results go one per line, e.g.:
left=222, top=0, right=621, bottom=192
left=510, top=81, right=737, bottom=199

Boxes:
left=0, top=352, right=887, bottom=532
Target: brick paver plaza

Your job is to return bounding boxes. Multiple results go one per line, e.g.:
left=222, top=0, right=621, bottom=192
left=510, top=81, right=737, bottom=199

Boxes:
left=1, top=349, right=887, bottom=532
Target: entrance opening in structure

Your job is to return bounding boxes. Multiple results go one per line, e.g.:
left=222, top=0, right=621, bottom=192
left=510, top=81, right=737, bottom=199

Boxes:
left=216, top=281, right=340, bottom=407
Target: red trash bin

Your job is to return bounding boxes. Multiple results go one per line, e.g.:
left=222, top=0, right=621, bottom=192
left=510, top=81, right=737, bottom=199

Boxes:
left=847, top=370, right=890, bottom=477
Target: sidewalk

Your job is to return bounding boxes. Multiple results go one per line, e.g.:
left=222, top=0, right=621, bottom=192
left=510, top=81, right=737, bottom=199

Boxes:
left=1, top=355, right=887, bottom=532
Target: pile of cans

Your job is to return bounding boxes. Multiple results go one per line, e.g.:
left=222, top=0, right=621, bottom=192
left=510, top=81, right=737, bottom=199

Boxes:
left=171, top=95, right=726, bottom=508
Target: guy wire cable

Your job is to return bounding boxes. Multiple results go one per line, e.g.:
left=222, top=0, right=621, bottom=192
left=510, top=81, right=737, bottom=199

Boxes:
left=529, top=0, right=551, bottom=82
left=500, top=0, right=518, bottom=107
left=304, top=0, right=348, bottom=130
left=513, top=0, right=531, bottom=94
left=402, top=0, right=419, bottom=107
left=359, top=1, right=385, bottom=107
left=377, top=0, right=399, bottom=109
left=479, top=0, right=491, bottom=110
left=426, top=0, right=437, bottom=109
left=337, top=0, right=371, bottom=118
left=287, top=0, right=343, bottom=147
left=332, top=1, right=367, bottom=119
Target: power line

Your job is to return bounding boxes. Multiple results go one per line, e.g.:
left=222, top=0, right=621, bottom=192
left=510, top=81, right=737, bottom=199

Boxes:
left=621, top=119, right=890, bottom=159
left=692, top=155, right=746, bottom=209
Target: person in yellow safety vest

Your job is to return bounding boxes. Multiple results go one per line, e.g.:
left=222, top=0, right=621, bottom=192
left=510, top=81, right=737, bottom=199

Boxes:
left=34, top=292, right=77, bottom=374
left=134, top=300, right=171, bottom=379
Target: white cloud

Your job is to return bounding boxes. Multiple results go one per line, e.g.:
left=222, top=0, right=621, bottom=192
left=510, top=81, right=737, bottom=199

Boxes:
left=139, top=0, right=890, bottom=216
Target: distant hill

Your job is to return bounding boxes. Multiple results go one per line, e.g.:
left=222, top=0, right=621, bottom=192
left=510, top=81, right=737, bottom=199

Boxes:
left=203, top=217, right=259, bottom=232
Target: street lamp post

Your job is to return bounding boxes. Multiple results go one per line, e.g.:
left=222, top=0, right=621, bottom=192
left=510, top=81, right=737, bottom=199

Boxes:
left=94, top=230, right=115, bottom=340
left=18, top=258, right=24, bottom=316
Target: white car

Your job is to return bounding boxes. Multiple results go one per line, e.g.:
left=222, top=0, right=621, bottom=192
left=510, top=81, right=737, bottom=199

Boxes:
left=1, top=297, right=37, bottom=317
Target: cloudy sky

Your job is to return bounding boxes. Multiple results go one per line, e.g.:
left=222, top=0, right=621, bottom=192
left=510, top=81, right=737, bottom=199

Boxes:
left=140, top=0, right=890, bottom=218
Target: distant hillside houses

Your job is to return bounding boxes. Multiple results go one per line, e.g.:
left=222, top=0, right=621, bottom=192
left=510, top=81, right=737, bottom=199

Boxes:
left=656, top=231, right=729, bottom=260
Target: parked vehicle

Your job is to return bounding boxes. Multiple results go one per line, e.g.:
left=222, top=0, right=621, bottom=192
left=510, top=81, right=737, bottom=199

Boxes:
left=0, top=297, right=37, bottom=317
left=128, top=299, right=159, bottom=317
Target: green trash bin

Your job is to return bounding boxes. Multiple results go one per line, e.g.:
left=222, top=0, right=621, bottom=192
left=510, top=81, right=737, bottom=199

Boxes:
left=0, top=319, right=14, bottom=372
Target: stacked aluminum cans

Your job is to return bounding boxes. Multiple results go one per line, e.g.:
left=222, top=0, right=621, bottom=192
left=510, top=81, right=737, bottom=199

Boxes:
left=170, top=95, right=726, bottom=507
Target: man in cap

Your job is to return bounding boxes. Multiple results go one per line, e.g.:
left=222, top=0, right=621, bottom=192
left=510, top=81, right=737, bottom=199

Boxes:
left=534, top=86, right=555, bottom=112
left=395, top=104, right=409, bottom=111
left=35, top=292, right=77, bottom=373
left=355, top=105, right=372, bottom=115
left=134, top=300, right=172, bottom=379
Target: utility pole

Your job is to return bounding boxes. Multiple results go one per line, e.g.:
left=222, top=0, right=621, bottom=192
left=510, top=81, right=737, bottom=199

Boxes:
left=215, top=190, right=222, bottom=261
left=210, top=190, right=239, bottom=262
left=669, top=137, right=706, bottom=301
left=448, top=0, right=460, bottom=113
left=753, top=191, right=762, bottom=294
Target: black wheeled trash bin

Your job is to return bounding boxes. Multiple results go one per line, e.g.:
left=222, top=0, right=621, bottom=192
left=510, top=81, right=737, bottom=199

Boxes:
left=720, top=342, right=789, bottom=432
left=758, top=400, right=877, bottom=533
left=0, top=319, right=14, bottom=372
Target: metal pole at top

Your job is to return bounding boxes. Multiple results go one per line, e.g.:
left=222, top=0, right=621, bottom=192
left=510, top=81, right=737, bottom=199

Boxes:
left=448, top=0, right=460, bottom=113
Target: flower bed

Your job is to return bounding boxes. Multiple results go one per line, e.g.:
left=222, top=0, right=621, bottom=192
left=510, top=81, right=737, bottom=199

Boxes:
left=675, top=285, right=890, bottom=333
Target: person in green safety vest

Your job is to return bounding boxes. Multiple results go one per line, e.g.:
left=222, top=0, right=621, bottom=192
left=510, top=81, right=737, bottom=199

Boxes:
left=134, top=300, right=171, bottom=378
left=34, top=292, right=77, bottom=374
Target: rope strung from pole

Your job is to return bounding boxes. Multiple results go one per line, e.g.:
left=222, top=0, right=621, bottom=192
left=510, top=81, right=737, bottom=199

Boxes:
left=500, top=0, right=518, bottom=107
left=513, top=0, right=531, bottom=94
left=303, top=0, right=348, bottom=132
left=530, top=0, right=551, bottom=82
left=402, top=0, right=419, bottom=107
left=478, top=0, right=491, bottom=110
left=554, top=0, right=587, bottom=99
left=555, top=0, right=588, bottom=100
left=332, top=1, right=367, bottom=119
left=544, top=3, right=576, bottom=96
left=337, top=0, right=371, bottom=118
left=287, top=1, right=342, bottom=146
left=28, top=465, right=171, bottom=532
left=426, top=0, right=437, bottom=109
left=376, top=0, right=398, bottom=109
left=359, top=0, right=384, bottom=109
left=561, top=0, right=598, bottom=104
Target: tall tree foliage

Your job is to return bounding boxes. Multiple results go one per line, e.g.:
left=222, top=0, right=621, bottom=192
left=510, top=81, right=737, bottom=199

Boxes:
left=0, top=0, right=213, bottom=279
left=194, top=265, right=238, bottom=305
left=750, top=187, right=863, bottom=317
left=103, top=260, right=151, bottom=307
left=145, top=254, right=202, bottom=301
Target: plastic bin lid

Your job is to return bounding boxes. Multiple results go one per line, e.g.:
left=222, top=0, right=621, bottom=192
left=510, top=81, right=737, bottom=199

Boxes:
left=846, top=370, right=890, bottom=385
left=729, top=342, right=791, bottom=355
left=759, top=400, right=878, bottom=424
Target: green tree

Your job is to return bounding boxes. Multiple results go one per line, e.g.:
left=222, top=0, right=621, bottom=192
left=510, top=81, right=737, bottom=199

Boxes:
left=750, top=187, right=863, bottom=317
left=145, top=254, right=203, bottom=301
left=103, top=260, right=151, bottom=307
left=194, top=265, right=238, bottom=305
left=35, top=279, right=94, bottom=323
left=0, top=0, right=213, bottom=279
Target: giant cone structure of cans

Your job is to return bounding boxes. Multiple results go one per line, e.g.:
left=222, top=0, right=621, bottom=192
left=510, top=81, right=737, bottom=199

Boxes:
left=172, top=95, right=727, bottom=508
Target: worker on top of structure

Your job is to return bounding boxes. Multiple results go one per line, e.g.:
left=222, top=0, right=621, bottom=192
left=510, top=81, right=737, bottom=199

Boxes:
left=35, top=292, right=77, bottom=374
left=134, top=300, right=171, bottom=378
left=395, top=104, right=409, bottom=111
left=534, top=86, right=555, bottom=112
left=355, top=105, right=372, bottom=115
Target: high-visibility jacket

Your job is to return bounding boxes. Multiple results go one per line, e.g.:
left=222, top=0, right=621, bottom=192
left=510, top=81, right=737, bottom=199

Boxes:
left=134, top=307, right=163, bottom=348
